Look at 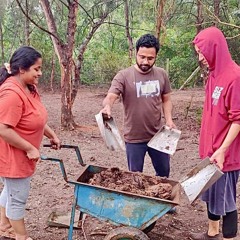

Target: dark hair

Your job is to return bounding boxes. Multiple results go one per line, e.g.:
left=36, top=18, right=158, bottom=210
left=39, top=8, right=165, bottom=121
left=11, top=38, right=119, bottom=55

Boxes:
left=0, top=46, right=42, bottom=88
left=136, top=34, right=160, bottom=54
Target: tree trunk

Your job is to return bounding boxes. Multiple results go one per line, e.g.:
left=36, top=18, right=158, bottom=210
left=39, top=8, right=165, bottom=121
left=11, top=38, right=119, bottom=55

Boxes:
left=196, top=0, right=203, bottom=33
left=0, top=1, right=6, bottom=64
left=24, top=0, right=30, bottom=45
left=60, top=1, right=78, bottom=130
left=155, top=0, right=166, bottom=41
left=213, top=0, right=220, bottom=26
left=124, top=0, right=133, bottom=65
left=0, top=21, right=4, bottom=65
left=60, top=58, right=75, bottom=130
left=50, top=52, right=55, bottom=92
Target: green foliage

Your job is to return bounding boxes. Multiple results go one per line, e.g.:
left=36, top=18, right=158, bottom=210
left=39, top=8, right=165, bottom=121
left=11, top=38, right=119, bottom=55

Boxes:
left=79, top=11, right=132, bottom=85
left=1, top=0, right=240, bottom=90
left=82, top=48, right=129, bottom=85
left=158, top=28, right=198, bottom=88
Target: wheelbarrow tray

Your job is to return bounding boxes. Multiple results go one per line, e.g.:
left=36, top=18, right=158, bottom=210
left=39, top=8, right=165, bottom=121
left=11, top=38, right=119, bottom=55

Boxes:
left=70, top=164, right=180, bottom=230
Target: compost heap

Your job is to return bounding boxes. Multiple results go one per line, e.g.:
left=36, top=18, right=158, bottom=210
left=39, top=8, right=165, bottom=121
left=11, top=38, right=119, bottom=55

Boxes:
left=87, top=167, right=172, bottom=200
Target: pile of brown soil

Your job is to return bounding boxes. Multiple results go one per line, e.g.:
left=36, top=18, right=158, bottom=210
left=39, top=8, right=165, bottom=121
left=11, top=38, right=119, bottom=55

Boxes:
left=87, top=167, right=173, bottom=200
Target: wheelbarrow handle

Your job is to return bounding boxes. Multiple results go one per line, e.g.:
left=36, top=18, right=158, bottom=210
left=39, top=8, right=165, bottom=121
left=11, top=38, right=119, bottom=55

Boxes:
left=40, top=156, right=68, bottom=182
left=43, top=144, right=86, bottom=166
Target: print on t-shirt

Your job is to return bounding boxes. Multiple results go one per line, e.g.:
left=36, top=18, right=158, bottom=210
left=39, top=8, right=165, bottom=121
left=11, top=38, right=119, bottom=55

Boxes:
left=136, top=80, right=160, bottom=98
left=212, top=86, right=223, bottom=105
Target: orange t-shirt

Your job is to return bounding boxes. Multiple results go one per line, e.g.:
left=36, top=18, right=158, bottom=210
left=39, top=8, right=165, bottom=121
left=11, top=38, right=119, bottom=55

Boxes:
left=0, top=77, right=47, bottom=178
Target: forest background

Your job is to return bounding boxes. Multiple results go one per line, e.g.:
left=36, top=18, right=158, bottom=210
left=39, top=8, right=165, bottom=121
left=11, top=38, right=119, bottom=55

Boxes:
left=1, top=0, right=240, bottom=129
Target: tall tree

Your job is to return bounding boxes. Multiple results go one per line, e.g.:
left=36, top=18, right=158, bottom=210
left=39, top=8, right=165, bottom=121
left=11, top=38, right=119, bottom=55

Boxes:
left=17, top=0, right=123, bottom=130
left=39, top=0, right=78, bottom=130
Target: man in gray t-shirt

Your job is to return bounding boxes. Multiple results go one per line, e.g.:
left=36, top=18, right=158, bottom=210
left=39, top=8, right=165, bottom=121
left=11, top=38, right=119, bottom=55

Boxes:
left=100, top=34, right=176, bottom=177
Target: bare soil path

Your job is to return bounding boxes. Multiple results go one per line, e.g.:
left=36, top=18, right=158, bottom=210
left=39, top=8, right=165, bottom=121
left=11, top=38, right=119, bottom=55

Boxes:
left=1, top=87, right=240, bottom=240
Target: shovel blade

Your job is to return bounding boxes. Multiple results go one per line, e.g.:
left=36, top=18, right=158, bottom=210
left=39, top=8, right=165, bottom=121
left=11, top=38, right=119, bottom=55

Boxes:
left=95, top=113, right=125, bottom=151
left=180, top=157, right=224, bottom=204
left=147, top=125, right=181, bottom=155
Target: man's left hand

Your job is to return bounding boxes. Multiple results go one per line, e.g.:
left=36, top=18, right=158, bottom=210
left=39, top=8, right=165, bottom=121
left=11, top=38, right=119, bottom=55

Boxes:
left=165, top=120, right=176, bottom=129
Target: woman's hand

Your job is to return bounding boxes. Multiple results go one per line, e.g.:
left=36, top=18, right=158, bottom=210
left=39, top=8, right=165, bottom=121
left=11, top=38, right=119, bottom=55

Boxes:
left=26, top=146, right=40, bottom=162
left=44, top=124, right=61, bottom=149
left=49, top=137, right=61, bottom=150
left=210, top=148, right=226, bottom=170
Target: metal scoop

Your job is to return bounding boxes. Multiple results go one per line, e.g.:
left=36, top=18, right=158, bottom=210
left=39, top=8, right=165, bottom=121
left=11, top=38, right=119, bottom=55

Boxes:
left=147, top=125, right=181, bottom=155
left=95, top=113, right=125, bottom=151
left=180, top=157, right=224, bottom=204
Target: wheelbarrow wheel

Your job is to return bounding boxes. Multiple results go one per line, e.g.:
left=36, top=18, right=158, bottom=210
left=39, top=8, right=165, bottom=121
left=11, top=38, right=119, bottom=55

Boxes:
left=104, top=226, right=150, bottom=240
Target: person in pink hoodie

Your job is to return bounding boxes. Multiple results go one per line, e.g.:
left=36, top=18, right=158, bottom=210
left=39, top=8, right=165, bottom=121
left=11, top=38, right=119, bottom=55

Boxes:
left=190, top=27, right=240, bottom=240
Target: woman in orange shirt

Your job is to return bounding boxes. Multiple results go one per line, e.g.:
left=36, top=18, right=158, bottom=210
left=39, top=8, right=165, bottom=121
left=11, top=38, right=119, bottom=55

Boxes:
left=0, top=46, right=61, bottom=240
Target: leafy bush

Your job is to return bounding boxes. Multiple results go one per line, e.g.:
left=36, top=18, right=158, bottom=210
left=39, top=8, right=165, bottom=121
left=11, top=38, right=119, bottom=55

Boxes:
left=81, top=49, right=129, bottom=85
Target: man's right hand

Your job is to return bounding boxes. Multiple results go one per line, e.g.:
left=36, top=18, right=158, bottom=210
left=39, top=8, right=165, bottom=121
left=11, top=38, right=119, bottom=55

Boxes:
left=100, top=104, right=112, bottom=119
left=100, top=92, right=119, bottom=119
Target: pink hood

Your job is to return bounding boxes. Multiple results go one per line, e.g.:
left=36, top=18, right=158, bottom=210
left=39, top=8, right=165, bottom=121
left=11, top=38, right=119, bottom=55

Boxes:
left=193, top=26, right=233, bottom=76
left=193, top=27, right=240, bottom=172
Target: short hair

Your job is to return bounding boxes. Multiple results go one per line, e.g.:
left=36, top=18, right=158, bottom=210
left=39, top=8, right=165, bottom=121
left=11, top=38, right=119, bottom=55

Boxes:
left=0, top=46, right=42, bottom=86
left=136, top=34, right=160, bottom=54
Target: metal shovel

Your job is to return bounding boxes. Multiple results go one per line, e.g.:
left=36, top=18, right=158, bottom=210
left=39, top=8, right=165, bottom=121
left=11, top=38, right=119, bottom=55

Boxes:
left=95, top=113, right=125, bottom=151
left=147, top=125, right=181, bottom=155
left=180, top=157, right=224, bottom=204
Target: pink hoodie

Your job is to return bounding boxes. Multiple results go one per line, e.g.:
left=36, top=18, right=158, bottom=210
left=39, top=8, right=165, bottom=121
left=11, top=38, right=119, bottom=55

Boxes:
left=193, top=27, right=240, bottom=172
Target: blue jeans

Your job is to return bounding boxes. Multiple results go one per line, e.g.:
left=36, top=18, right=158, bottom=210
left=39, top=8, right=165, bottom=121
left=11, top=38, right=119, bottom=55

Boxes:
left=125, top=142, right=170, bottom=177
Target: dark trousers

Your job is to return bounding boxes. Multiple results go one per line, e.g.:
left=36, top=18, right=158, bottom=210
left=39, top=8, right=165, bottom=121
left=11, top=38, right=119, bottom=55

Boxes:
left=207, top=204, right=238, bottom=238
left=125, top=142, right=170, bottom=177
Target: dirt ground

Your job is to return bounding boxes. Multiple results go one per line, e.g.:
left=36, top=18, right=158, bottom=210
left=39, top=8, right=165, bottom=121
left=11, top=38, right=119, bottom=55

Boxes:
left=1, top=87, right=240, bottom=240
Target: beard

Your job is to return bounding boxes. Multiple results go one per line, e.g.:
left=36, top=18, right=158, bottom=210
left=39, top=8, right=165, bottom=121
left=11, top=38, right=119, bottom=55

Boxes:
left=136, top=61, right=155, bottom=73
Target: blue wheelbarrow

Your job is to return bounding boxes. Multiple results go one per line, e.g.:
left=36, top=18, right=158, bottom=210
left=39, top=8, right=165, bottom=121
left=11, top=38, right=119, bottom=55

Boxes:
left=42, top=145, right=181, bottom=240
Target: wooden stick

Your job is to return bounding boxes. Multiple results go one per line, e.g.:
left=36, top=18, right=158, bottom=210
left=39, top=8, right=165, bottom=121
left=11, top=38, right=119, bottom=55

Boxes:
left=179, top=66, right=200, bottom=90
